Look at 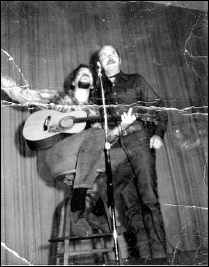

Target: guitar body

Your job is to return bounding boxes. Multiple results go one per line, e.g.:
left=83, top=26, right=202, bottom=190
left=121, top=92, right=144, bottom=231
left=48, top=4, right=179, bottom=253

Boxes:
left=23, top=109, right=87, bottom=150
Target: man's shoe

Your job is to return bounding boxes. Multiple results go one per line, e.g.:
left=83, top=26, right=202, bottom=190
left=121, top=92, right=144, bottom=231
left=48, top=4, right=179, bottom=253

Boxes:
left=136, top=240, right=152, bottom=260
left=151, top=248, right=167, bottom=260
left=150, top=238, right=167, bottom=259
left=71, top=188, right=87, bottom=212
left=92, top=197, right=106, bottom=217
left=140, top=257, right=168, bottom=265
left=140, top=257, right=153, bottom=265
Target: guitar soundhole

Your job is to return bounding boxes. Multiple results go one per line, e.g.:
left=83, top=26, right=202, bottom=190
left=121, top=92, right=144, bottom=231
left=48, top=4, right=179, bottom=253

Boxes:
left=59, top=116, right=74, bottom=130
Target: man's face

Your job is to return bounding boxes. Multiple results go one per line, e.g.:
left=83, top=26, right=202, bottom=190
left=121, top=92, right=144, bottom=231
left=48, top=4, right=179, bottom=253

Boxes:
left=98, top=45, right=121, bottom=74
left=73, top=67, right=94, bottom=89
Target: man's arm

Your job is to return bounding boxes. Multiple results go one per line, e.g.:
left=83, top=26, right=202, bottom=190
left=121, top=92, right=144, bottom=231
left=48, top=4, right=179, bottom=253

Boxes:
left=137, top=74, right=168, bottom=140
left=1, top=75, right=55, bottom=104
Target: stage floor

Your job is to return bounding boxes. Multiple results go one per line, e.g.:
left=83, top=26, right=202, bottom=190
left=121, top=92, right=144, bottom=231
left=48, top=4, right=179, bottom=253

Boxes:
left=118, top=249, right=208, bottom=265
left=72, top=249, right=208, bottom=265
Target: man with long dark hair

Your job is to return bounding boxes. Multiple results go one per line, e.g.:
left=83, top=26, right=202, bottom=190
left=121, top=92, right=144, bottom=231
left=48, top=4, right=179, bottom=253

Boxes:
left=1, top=63, right=136, bottom=236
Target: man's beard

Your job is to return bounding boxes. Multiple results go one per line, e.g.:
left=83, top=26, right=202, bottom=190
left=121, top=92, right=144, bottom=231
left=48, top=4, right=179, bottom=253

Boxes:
left=78, top=81, right=91, bottom=89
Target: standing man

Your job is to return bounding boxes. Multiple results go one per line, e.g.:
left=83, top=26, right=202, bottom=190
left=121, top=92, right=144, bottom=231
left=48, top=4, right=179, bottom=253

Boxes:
left=92, top=45, right=168, bottom=262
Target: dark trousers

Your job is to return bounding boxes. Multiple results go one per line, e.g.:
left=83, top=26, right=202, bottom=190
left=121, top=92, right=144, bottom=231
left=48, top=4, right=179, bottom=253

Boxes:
left=112, top=130, right=167, bottom=258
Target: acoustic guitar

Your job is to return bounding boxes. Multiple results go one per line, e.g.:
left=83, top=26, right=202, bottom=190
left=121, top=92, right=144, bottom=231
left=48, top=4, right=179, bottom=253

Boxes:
left=23, top=109, right=158, bottom=151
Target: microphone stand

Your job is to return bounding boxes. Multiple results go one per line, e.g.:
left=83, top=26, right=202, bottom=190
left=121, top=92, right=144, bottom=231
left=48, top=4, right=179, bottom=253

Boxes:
left=97, top=65, right=121, bottom=265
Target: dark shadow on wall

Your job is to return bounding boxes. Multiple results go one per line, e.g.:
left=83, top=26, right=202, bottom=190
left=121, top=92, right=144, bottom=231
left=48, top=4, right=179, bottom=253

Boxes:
left=11, top=106, right=72, bottom=263
left=7, top=105, right=34, bottom=159
left=15, top=120, right=36, bottom=158
left=37, top=149, right=73, bottom=264
left=13, top=105, right=41, bottom=158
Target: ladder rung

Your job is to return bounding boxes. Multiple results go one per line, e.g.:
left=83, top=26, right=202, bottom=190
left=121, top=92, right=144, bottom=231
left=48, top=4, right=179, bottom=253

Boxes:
left=56, top=247, right=115, bottom=257
left=49, top=232, right=113, bottom=242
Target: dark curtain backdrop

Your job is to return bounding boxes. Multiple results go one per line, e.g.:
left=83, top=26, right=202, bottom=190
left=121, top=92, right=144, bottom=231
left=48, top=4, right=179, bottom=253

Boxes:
left=1, top=1, right=208, bottom=265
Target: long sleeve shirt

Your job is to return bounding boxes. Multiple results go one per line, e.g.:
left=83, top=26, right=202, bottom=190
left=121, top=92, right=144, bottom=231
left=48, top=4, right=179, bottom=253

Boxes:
left=1, top=75, right=100, bottom=127
left=91, top=71, right=168, bottom=139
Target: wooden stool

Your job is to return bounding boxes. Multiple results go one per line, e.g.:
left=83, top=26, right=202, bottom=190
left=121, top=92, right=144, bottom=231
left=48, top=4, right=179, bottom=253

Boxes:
left=48, top=170, right=119, bottom=265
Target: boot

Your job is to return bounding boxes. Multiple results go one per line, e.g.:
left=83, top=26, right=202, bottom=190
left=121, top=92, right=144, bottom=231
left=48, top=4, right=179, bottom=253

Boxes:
left=92, top=197, right=106, bottom=217
left=134, top=222, right=151, bottom=259
left=149, top=230, right=167, bottom=259
left=136, top=238, right=152, bottom=259
left=71, top=188, right=87, bottom=212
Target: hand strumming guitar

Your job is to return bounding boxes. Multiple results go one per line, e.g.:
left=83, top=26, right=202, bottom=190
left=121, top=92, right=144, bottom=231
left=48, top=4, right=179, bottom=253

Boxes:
left=106, top=108, right=136, bottom=145
left=120, top=108, right=137, bottom=132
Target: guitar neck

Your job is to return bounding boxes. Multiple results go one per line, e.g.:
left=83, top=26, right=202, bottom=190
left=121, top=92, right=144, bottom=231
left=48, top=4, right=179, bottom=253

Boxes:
left=74, top=113, right=159, bottom=124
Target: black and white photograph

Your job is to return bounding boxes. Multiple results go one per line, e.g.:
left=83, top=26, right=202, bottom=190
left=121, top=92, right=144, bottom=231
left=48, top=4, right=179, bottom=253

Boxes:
left=1, top=1, right=208, bottom=265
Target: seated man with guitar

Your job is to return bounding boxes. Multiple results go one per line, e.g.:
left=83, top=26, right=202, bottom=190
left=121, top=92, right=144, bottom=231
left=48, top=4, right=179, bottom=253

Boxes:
left=1, top=64, right=137, bottom=236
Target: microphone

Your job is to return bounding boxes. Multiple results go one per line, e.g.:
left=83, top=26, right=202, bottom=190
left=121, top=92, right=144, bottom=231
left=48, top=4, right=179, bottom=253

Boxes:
left=97, top=61, right=102, bottom=69
left=97, top=57, right=121, bottom=266
left=97, top=61, right=102, bottom=77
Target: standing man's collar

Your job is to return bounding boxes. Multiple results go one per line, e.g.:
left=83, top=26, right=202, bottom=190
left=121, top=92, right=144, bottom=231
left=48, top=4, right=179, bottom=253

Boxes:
left=107, top=71, right=129, bottom=81
left=118, top=71, right=129, bottom=81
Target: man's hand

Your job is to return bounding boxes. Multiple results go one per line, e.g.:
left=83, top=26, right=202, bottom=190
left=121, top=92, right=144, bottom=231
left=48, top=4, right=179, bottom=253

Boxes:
left=120, top=108, right=136, bottom=131
left=150, top=135, right=163, bottom=149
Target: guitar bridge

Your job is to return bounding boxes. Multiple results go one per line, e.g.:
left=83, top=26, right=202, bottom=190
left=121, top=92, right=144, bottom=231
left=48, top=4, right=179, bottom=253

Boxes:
left=48, top=125, right=63, bottom=133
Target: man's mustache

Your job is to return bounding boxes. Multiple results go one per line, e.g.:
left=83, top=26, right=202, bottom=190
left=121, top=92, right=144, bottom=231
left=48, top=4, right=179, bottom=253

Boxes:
left=80, top=73, right=90, bottom=78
